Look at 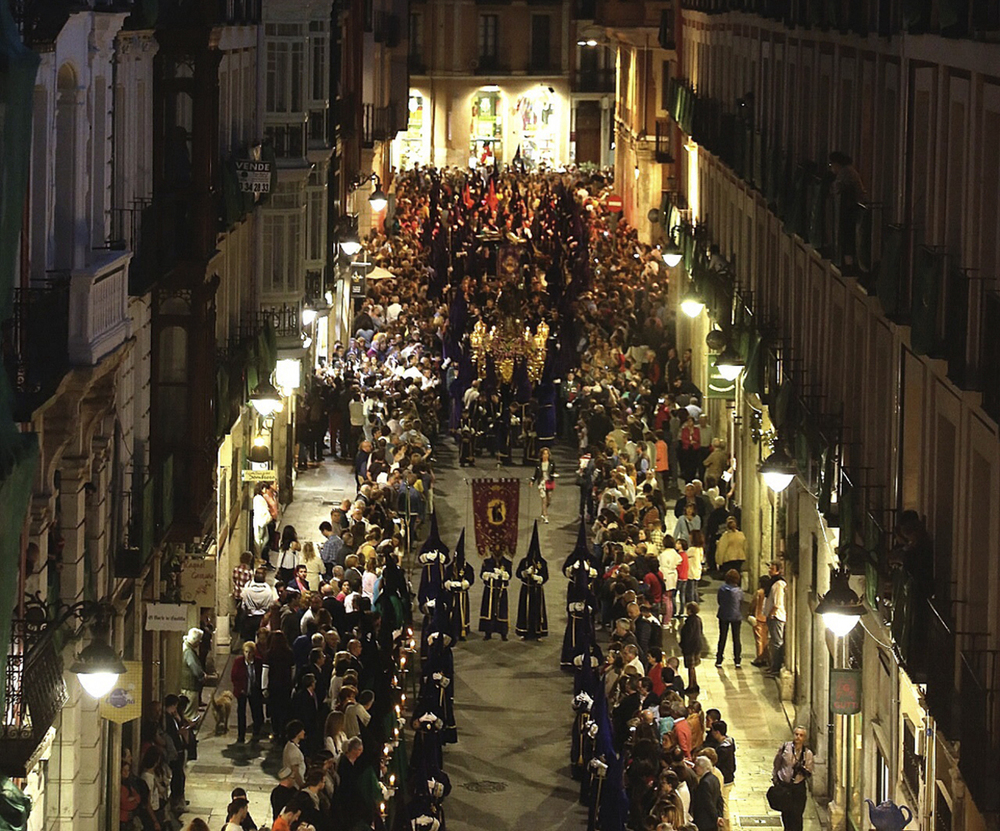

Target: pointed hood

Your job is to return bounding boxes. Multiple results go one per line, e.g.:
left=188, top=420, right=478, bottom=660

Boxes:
left=418, top=512, right=451, bottom=566
left=526, top=520, right=545, bottom=566
left=426, top=592, right=454, bottom=648
left=452, top=528, right=467, bottom=572
left=562, top=520, right=595, bottom=576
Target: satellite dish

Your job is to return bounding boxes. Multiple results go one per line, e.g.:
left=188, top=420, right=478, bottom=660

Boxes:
left=647, top=208, right=661, bottom=223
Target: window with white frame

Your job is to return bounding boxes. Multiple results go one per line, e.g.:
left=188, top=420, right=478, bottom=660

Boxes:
left=266, top=33, right=304, bottom=114
left=263, top=183, right=304, bottom=295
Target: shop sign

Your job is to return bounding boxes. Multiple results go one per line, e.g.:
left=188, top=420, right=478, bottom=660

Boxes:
left=606, top=193, right=623, bottom=213
left=830, top=668, right=862, bottom=714
left=241, top=468, right=276, bottom=482
left=706, top=353, right=737, bottom=399
left=179, top=556, right=216, bottom=606
left=100, top=660, right=143, bottom=723
left=236, top=159, right=272, bottom=193
left=350, top=273, right=367, bottom=299
left=145, top=603, right=190, bottom=632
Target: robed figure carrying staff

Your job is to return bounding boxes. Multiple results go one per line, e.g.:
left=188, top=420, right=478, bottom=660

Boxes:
left=479, top=549, right=512, bottom=641
left=515, top=521, right=549, bottom=639
left=444, top=529, right=475, bottom=641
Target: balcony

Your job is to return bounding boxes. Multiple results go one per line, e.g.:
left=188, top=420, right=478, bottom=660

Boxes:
left=573, top=68, right=615, bottom=92
left=474, top=54, right=511, bottom=75
left=958, top=650, right=1000, bottom=814
left=528, top=60, right=556, bottom=75
left=264, top=120, right=307, bottom=160
left=595, top=0, right=669, bottom=29
left=3, top=254, right=130, bottom=420
left=68, top=251, right=132, bottom=365
left=373, top=10, right=401, bottom=47
left=362, top=104, right=400, bottom=147
left=655, top=120, right=674, bottom=163
left=0, top=606, right=68, bottom=777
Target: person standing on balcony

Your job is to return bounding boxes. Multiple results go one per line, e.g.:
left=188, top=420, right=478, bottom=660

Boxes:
left=829, top=151, right=865, bottom=271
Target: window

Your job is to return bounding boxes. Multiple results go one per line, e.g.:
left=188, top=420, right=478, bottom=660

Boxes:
left=311, top=35, right=327, bottom=102
left=478, top=14, right=498, bottom=60
left=266, top=40, right=304, bottom=113
left=263, top=211, right=303, bottom=294
left=530, top=15, right=550, bottom=69
left=307, top=188, right=326, bottom=262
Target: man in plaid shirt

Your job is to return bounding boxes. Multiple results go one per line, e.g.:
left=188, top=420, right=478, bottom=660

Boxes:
left=232, top=551, right=255, bottom=640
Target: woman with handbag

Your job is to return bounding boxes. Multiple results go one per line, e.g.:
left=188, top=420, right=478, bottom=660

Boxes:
left=769, top=726, right=814, bottom=831
left=532, top=446, right=556, bottom=524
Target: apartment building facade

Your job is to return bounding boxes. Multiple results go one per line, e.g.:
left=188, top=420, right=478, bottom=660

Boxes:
left=613, top=1, right=1000, bottom=830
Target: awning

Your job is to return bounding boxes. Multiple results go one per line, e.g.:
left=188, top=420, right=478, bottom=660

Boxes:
left=368, top=266, right=394, bottom=280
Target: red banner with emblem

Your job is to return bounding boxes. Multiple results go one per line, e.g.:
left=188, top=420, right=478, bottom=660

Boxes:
left=471, top=478, right=520, bottom=558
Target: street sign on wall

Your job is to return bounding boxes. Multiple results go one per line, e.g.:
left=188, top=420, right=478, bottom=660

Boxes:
left=606, top=193, right=623, bottom=213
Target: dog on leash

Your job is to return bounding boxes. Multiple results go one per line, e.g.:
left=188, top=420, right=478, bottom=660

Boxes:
left=211, top=690, right=235, bottom=735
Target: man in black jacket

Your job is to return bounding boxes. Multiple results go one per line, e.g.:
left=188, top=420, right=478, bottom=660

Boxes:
left=711, top=720, right=737, bottom=831
left=692, top=755, right=724, bottom=831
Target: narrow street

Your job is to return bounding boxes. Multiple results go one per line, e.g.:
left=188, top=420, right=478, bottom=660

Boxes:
left=184, top=441, right=822, bottom=831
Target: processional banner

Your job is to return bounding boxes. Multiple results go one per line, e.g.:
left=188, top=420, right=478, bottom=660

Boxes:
left=471, top=478, right=520, bottom=558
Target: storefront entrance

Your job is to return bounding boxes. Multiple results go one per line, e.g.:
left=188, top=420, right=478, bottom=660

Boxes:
left=471, top=86, right=504, bottom=167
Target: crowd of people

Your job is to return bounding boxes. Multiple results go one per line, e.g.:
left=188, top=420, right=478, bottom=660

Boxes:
left=121, top=162, right=814, bottom=831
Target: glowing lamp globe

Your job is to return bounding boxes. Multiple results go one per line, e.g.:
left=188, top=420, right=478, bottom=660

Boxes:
left=369, top=187, right=388, bottom=213
left=760, top=446, right=797, bottom=492
left=714, top=346, right=745, bottom=381
left=662, top=241, right=683, bottom=268
left=680, top=289, right=705, bottom=318
left=816, top=569, right=865, bottom=636
left=250, top=379, right=283, bottom=417
left=70, top=639, right=126, bottom=699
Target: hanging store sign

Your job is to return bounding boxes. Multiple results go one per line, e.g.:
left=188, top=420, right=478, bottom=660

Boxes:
left=236, top=159, right=272, bottom=193
left=706, top=353, right=737, bottom=400
left=179, top=556, right=216, bottom=606
left=100, top=661, right=143, bottom=723
left=241, top=468, right=276, bottom=482
left=830, top=668, right=862, bottom=715
left=145, top=603, right=190, bottom=632
left=350, top=273, right=367, bottom=299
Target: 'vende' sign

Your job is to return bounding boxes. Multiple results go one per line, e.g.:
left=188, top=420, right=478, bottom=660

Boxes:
left=236, top=159, right=272, bottom=193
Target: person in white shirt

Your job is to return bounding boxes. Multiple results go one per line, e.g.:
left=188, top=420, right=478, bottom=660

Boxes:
left=762, top=560, right=787, bottom=677
left=223, top=800, right=247, bottom=831
left=658, top=545, right=683, bottom=627
left=386, top=297, right=403, bottom=322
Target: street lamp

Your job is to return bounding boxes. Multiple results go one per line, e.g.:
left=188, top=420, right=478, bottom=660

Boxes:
left=248, top=436, right=272, bottom=469
left=680, top=287, right=705, bottom=317
left=714, top=344, right=745, bottom=381
left=369, top=183, right=388, bottom=213
left=353, top=172, right=388, bottom=213
left=301, top=302, right=317, bottom=326
left=249, top=378, right=282, bottom=417
left=760, top=445, right=797, bottom=492
left=339, top=226, right=362, bottom=256
left=661, top=240, right=683, bottom=268
left=816, top=567, right=865, bottom=636
left=66, top=604, right=127, bottom=698
left=71, top=637, right=128, bottom=699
